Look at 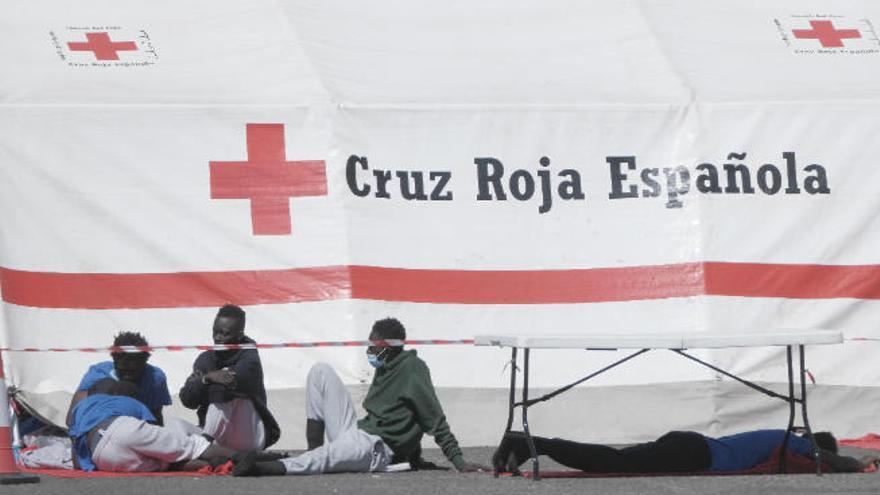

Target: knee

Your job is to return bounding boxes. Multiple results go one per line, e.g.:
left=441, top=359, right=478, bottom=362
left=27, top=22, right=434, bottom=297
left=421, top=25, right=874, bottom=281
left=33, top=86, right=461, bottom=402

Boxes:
left=307, top=362, right=335, bottom=383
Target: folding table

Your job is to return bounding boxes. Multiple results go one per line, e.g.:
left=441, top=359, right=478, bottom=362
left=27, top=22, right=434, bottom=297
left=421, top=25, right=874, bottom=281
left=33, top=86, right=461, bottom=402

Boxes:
left=474, top=330, right=843, bottom=480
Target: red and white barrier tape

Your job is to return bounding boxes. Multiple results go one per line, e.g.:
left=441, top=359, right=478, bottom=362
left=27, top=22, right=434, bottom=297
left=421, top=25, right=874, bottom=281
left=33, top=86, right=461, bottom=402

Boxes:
left=0, top=339, right=474, bottom=353
left=0, top=337, right=876, bottom=353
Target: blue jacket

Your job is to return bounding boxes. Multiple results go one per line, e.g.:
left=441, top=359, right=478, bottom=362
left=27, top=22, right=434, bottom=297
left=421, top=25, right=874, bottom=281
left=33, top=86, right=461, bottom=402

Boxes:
left=706, top=429, right=812, bottom=471
left=76, top=361, right=171, bottom=417
left=69, top=394, right=155, bottom=471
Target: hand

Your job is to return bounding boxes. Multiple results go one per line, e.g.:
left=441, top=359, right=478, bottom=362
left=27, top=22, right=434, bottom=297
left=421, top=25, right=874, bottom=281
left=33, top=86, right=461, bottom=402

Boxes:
left=203, top=369, right=236, bottom=387
left=457, top=461, right=490, bottom=473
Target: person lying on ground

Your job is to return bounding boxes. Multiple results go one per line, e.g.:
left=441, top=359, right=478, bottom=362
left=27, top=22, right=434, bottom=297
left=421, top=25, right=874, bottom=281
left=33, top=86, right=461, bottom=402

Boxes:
left=233, top=317, right=488, bottom=476
left=179, top=304, right=280, bottom=451
left=68, top=378, right=283, bottom=472
left=66, top=331, right=171, bottom=427
left=492, top=429, right=880, bottom=474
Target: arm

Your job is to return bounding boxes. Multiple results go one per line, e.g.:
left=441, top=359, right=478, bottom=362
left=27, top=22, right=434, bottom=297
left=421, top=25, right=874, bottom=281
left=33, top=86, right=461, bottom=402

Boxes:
left=179, top=353, right=213, bottom=409
left=67, top=365, right=102, bottom=426
left=151, top=408, right=164, bottom=427
left=65, top=390, right=88, bottom=428
left=227, top=350, right=263, bottom=396
left=405, top=359, right=466, bottom=470
left=150, top=367, right=171, bottom=426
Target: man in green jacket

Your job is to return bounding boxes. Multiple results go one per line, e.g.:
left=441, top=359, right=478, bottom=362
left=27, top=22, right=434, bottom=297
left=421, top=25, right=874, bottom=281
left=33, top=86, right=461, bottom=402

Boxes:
left=234, top=318, right=485, bottom=476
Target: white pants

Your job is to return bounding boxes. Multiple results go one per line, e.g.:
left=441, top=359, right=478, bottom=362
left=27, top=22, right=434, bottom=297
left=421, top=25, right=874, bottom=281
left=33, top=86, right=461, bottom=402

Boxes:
left=203, top=398, right=266, bottom=451
left=91, top=416, right=211, bottom=472
left=280, top=363, right=393, bottom=474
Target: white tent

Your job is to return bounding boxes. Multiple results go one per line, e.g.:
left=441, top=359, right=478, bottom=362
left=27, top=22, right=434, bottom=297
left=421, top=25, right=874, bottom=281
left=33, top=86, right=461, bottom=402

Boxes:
left=2, top=0, right=880, bottom=448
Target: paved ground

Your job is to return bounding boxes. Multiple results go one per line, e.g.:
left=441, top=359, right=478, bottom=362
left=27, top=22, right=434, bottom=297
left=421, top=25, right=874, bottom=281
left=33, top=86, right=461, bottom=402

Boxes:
left=5, top=446, right=880, bottom=495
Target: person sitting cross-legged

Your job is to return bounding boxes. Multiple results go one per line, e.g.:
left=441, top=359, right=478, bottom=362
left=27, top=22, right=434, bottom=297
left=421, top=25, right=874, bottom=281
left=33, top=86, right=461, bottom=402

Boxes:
left=492, top=429, right=880, bottom=475
left=179, top=304, right=280, bottom=451
left=234, top=317, right=488, bottom=476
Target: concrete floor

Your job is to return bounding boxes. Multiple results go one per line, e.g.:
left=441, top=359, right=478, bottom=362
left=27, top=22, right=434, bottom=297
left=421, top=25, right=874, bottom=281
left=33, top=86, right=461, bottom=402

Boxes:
left=6, top=446, right=880, bottom=495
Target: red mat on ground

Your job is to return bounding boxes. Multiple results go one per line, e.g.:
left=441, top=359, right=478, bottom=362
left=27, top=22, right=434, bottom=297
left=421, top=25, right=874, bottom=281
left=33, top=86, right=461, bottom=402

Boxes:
left=840, top=434, right=880, bottom=451
left=19, top=461, right=233, bottom=478
left=507, top=447, right=830, bottom=479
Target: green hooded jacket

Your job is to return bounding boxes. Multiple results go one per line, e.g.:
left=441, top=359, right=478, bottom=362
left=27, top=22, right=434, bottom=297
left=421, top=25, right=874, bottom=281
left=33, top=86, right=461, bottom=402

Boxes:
left=357, top=349, right=465, bottom=469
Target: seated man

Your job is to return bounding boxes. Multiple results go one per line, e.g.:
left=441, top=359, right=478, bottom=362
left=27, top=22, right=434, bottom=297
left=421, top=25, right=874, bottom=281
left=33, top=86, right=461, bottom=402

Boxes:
left=69, top=378, right=242, bottom=472
left=179, top=304, right=280, bottom=451
left=234, top=317, right=487, bottom=476
left=492, top=429, right=880, bottom=474
left=67, top=331, right=171, bottom=427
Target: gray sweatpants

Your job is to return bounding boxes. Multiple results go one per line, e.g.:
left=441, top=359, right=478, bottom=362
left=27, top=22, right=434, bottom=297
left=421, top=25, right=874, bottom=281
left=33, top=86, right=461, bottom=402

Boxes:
left=203, top=398, right=265, bottom=451
left=279, top=363, right=393, bottom=474
left=91, top=416, right=211, bottom=472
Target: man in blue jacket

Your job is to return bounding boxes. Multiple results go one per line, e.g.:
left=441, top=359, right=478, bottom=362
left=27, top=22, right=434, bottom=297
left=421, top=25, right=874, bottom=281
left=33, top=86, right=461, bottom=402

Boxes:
left=66, top=331, right=171, bottom=427
left=179, top=304, right=280, bottom=450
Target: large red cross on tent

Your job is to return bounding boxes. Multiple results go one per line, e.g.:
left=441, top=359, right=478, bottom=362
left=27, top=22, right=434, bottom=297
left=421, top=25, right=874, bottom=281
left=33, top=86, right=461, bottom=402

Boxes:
left=67, top=32, right=138, bottom=60
left=209, top=124, right=327, bottom=235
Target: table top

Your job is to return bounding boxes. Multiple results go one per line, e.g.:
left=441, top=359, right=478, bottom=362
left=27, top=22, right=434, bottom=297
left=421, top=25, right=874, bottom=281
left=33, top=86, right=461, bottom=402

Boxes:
left=473, top=329, right=843, bottom=350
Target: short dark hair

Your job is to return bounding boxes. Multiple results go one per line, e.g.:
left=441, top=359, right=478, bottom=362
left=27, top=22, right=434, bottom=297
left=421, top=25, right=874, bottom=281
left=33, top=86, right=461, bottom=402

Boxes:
left=217, top=304, right=246, bottom=326
left=371, top=318, right=406, bottom=340
left=88, top=378, right=138, bottom=398
left=812, top=431, right=838, bottom=453
left=112, top=331, right=150, bottom=358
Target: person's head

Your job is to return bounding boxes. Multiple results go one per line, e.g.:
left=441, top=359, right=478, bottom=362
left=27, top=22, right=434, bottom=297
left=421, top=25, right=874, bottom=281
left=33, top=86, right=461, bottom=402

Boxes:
left=88, top=377, right=139, bottom=398
left=811, top=431, right=838, bottom=453
left=111, top=331, right=150, bottom=383
left=366, top=317, right=406, bottom=368
left=213, top=304, right=246, bottom=345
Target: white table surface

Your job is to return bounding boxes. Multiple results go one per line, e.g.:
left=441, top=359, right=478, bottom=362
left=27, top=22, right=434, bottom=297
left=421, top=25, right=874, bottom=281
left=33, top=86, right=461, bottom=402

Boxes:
left=473, top=329, right=842, bottom=350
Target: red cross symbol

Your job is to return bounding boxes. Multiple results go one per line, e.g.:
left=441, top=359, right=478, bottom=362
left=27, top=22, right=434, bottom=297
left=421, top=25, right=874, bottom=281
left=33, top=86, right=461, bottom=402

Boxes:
left=792, top=20, right=861, bottom=48
left=209, top=124, right=327, bottom=236
left=67, top=32, right=138, bottom=60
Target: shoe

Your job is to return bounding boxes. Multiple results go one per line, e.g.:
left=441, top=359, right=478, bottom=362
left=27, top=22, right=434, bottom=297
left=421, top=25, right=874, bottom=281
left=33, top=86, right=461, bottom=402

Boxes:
left=233, top=450, right=287, bottom=464
left=254, top=450, right=288, bottom=462
left=232, top=451, right=260, bottom=477
left=233, top=451, right=288, bottom=477
left=491, top=431, right=533, bottom=474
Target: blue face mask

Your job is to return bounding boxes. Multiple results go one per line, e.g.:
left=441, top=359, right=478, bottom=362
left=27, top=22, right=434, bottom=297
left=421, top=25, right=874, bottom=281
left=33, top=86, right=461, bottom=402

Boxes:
left=367, top=347, right=388, bottom=369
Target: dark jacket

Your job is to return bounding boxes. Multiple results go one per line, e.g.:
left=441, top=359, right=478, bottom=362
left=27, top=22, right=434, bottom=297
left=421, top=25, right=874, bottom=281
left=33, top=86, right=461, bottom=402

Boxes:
left=179, top=336, right=280, bottom=448
left=357, top=349, right=464, bottom=469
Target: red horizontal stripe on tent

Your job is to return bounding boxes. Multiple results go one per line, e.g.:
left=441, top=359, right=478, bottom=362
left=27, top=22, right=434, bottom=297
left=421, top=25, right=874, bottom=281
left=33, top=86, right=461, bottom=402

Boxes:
left=1, top=262, right=880, bottom=309
left=704, top=262, right=880, bottom=299
left=349, top=264, right=704, bottom=304
left=0, top=266, right=351, bottom=309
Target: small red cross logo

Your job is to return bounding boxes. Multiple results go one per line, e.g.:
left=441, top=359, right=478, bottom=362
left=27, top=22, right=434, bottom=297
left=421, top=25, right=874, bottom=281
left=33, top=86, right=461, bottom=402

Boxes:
left=792, top=20, right=861, bottom=48
left=67, top=32, right=138, bottom=60
left=209, top=124, right=327, bottom=236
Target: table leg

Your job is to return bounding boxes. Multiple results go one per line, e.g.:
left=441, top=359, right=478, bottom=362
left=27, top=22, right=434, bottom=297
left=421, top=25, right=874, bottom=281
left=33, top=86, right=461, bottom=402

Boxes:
left=504, top=347, right=518, bottom=434
left=521, top=348, right=540, bottom=480
left=799, top=345, right=821, bottom=475
left=781, top=345, right=795, bottom=473
left=495, top=347, right=519, bottom=478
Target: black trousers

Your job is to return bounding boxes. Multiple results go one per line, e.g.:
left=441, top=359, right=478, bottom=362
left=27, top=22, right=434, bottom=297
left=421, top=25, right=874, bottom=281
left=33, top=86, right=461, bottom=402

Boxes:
left=533, top=431, right=711, bottom=473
